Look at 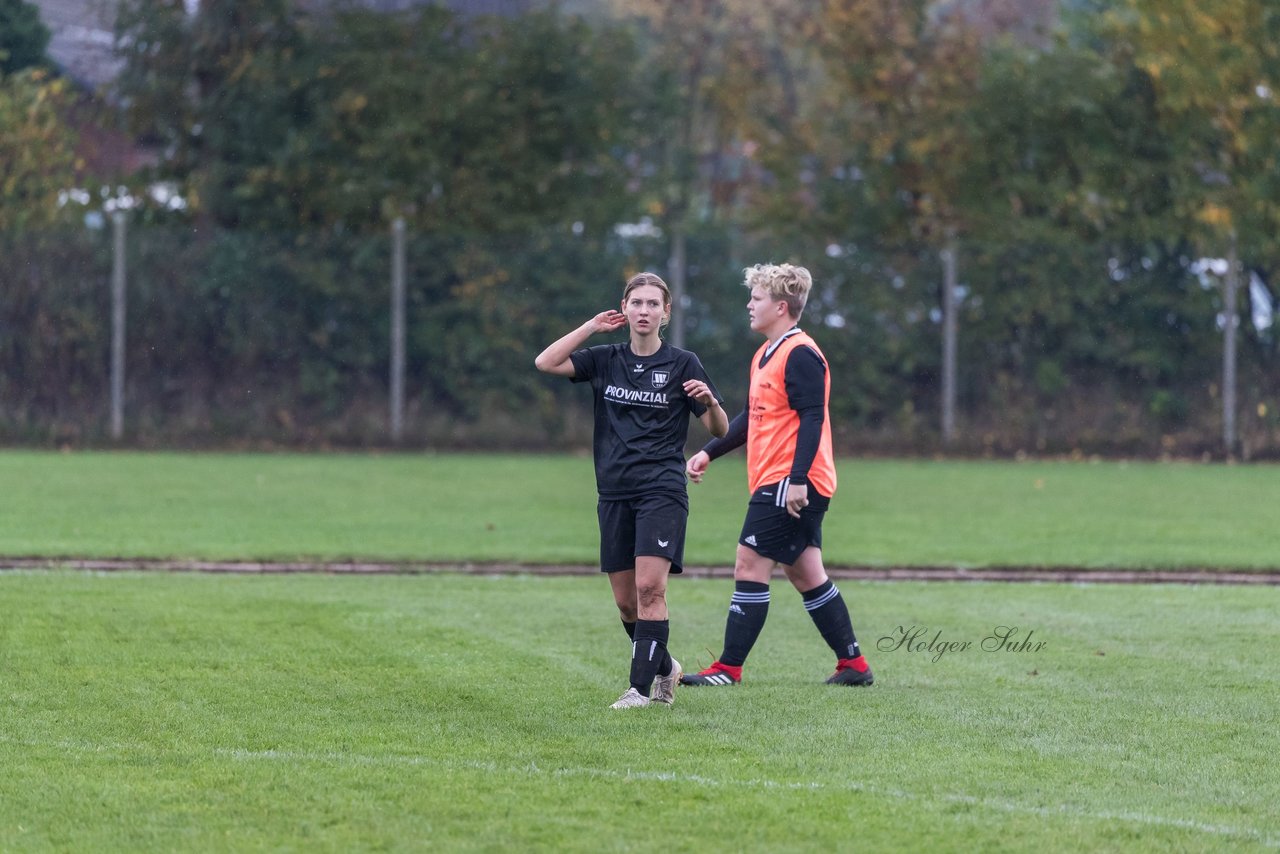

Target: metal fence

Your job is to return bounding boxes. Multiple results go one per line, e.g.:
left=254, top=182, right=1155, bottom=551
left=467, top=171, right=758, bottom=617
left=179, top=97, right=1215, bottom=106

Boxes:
left=4, top=216, right=1278, bottom=457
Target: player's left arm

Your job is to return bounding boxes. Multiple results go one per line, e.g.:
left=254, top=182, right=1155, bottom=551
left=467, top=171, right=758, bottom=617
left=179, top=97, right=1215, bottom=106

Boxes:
left=697, top=396, right=729, bottom=437
left=783, top=346, right=827, bottom=517
left=682, top=357, right=729, bottom=438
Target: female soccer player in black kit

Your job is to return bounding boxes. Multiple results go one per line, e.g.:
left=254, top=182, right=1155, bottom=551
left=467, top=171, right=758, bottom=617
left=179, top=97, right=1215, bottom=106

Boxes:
left=536, top=272, right=728, bottom=709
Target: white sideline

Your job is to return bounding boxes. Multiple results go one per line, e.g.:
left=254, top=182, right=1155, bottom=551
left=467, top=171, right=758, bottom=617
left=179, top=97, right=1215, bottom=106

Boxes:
left=4, top=734, right=1269, bottom=846
left=220, top=747, right=1280, bottom=846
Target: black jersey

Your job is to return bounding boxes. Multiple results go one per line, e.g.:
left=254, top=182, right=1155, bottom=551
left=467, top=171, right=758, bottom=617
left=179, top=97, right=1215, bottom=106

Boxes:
left=570, top=341, right=722, bottom=499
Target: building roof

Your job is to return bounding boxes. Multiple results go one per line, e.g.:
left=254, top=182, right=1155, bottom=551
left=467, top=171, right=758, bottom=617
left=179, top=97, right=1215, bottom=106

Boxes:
left=28, top=0, right=123, bottom=92
left=28, top=0, right=547, bottom=93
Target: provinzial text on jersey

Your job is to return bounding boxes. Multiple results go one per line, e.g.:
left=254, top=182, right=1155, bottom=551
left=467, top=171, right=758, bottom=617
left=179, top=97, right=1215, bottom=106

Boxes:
left=604, top=385, right=669, bottom=407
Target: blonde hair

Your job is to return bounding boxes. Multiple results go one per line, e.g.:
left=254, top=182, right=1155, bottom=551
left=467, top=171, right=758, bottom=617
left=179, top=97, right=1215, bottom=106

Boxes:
left=622, top=272, right=672, bottom=329
left=743, top=263, right=812, bottom=320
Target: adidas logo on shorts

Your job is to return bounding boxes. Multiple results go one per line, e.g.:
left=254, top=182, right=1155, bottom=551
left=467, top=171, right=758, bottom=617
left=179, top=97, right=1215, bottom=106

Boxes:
left=744, top=535, right=758, bottom=546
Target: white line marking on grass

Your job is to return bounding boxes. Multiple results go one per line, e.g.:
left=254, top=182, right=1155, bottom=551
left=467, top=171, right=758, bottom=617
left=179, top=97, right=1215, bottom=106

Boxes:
left=3, top=734, right=1273, bottom=847
left=214, top=746, right=1276, bottom=846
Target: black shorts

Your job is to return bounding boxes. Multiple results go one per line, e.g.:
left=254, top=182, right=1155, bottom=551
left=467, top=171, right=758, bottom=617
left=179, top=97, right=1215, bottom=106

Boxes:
left=598, top=492, right=688, bottom=574
left=738, top=478, right=831, bottom=566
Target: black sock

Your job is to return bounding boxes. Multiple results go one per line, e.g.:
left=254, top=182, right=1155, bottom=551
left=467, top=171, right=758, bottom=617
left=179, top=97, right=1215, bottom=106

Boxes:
left=801, top=580, right=861, bottom=660
left=630, top=619, right=670, bottom=694
left=720, top=581, right=770, bottom=667
left=624, top=618, right=672, bottom=676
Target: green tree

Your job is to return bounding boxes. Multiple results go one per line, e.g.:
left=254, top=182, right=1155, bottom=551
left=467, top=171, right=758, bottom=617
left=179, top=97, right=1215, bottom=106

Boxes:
left=1101, top=0, right=1280, bottom=451
left=611, top=1, right=824, bottom=346
left=782, top=0, right=991, bottom=440
left=114, top=0, right=305, bottom=226
left=0, top=69, right=78, bottom=231
left=0, top=0, right=50, bottom=74
left=956, top=37, right=1203, bottom=437
left=114, top=2, right=646, bottom=234
left=285, top=6, right=644, bottom=234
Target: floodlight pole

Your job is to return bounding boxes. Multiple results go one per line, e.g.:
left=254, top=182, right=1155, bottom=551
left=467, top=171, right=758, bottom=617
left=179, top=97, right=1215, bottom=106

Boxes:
left=390, top=217, right=407, bottom=443
left=110, top=210, right=127, bottom=440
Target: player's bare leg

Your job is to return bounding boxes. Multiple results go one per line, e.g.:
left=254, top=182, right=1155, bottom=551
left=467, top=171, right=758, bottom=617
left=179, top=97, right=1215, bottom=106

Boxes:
left=782, top=546, right=827, bottom=593
left=634, top=555, right=680, bottom=703
left=608, top=569, right=638, bottom=624
left=634, top=555, right=670, bottom=622
left=607, top=561, right=679, bottom=706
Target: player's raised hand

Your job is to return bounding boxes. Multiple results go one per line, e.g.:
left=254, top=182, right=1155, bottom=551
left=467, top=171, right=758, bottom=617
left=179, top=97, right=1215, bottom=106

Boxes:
left=589, top=309, right=627, bottom=334
left=535, top=310, right=626, bottom=376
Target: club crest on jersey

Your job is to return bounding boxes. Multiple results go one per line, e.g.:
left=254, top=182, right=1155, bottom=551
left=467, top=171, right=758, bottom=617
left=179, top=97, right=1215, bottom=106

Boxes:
left=651, top=371, right=669, bottom=388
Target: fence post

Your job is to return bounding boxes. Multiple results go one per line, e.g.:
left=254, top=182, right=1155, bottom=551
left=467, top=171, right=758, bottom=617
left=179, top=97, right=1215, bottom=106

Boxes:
left=941, top=234, right=958, bottom=445
left=668, top=225, right=687, bottom=350
left=390, top=217, right=406, bottom=443
left=1223, top=231, right=1239, bottom=457
left=110, top=210, right=127, bottom=441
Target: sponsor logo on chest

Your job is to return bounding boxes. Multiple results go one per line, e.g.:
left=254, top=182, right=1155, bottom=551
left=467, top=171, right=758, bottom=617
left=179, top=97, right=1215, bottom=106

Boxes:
left=605, top=384, right=669, bottom=406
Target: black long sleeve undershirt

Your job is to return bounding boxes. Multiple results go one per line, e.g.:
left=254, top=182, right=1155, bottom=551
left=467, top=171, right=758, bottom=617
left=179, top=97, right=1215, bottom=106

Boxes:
left=702, top=408, right=748, bottom=460
left=784, top=346, right=827, bottom=486
left=788, top=405, right=824, bottom=486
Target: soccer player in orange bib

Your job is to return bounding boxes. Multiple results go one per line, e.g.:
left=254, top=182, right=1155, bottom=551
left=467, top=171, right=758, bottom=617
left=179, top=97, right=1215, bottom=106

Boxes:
left=682, top=263, right=873, bottom=687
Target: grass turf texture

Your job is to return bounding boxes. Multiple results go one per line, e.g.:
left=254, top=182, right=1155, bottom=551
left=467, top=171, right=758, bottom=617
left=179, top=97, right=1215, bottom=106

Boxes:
left=1, top=571, right=1276, bottom=851
left=2, top=450, right=1278, bottom=570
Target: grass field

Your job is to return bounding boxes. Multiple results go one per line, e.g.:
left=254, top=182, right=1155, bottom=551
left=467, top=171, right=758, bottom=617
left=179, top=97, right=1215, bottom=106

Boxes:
left=1, top=571, right=1277, bottom=851
left=3, top=450, right=1278, bottom=851
left=2, top=450, right=1278, bottom=569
